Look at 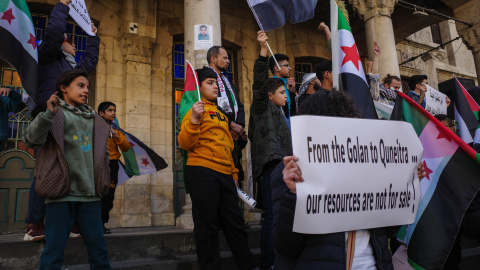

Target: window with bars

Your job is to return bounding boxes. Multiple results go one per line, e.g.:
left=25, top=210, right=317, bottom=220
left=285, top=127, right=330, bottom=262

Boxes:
left=32, top=14, right=89, bottom=63
left=295, top=63, right=313, bottom=84
left=1, top=68, right=22, bottom=90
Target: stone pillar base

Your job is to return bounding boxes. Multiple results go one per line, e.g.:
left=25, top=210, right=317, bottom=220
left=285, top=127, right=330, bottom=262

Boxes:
left=176, top=194, right=194, bottom=230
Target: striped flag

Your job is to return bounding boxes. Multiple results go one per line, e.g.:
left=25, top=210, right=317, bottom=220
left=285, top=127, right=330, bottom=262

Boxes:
left=112, top=120, right=168, bottom=185
left=453, top=76, right=480, bottom=144
left=179, top=60, right=200, bottom=122
left=246, top=0, right=318, bottom=32
left=0, top=0, right=37, bottom=100
left=391, top=91, right=480, bottom=270
left=331, top=0, right=377, bottom=119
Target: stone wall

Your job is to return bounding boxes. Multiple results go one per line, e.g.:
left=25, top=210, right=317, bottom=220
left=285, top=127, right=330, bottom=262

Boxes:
left=24, top=0, right=478, bottom=229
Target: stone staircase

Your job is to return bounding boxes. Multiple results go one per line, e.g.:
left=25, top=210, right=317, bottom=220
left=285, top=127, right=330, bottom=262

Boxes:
left=0, top=225, right=261, bottom=270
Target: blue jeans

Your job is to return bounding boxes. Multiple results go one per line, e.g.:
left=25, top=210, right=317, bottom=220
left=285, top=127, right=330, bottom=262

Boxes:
left=26, top=177, right=46, bottom=224
left=39, top=201, right=110, bottom=270
left=261, top=167, right=275, bottom=267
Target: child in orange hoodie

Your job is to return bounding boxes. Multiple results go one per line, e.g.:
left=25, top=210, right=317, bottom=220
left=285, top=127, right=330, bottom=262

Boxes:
left=178, top=67, right=258, bottom=270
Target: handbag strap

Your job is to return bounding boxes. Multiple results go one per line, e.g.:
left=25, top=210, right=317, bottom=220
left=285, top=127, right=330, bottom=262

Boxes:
left=346, top=231, right=356, bottom=270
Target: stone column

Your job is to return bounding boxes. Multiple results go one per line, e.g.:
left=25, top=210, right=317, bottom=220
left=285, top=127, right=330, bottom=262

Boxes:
left=176, top=0, right=222, bottom=230
left=350, top=0, right=399, bottom=80
left=459, top=24, right=480, bottom=82
left=184, top=0, right=222, bottom=69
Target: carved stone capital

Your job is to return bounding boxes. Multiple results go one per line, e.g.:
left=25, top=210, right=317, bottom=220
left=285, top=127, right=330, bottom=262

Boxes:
left=460, top=24, right=480, bottom=54
left=349, top=0, right=397, bottom=21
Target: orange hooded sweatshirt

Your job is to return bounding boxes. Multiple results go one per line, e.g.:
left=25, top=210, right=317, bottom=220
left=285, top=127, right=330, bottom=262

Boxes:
left=178, top=99, right=238, bottom=180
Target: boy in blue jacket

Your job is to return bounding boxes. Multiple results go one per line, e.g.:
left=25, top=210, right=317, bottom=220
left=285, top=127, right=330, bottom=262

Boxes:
left=0, top=87, right=26, bottom=152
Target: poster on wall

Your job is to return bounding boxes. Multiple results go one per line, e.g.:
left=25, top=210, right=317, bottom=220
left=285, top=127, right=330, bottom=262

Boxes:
left=194, top=24, right=213, bottom=50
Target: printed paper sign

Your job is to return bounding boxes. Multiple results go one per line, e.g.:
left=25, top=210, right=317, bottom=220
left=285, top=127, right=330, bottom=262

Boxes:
left=69, top=0, right=95, bottom=36
left=425, top=85, right=447, bottom=115
left=291, top=116, right=423, bottom=234
left=194, top=24, right=213, bottom=50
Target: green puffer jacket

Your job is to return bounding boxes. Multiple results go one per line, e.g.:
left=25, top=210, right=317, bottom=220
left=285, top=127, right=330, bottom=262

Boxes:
left=248, top=55, right=292, bottom=181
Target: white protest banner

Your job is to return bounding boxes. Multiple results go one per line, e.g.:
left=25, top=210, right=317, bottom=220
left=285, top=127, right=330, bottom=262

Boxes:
left=291, top=116, right=423, bottom=234
left=374, top=100, right=393, bottom=120
left=194, top=24, right=213, bottom=50
left=425, top=85, right=447, bottom=115
left=69, top=0, right=95, bottom=36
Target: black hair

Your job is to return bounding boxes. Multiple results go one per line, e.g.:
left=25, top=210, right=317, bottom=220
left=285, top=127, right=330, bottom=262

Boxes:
left=298, top=90, right=359, bottom=118
left=315, top=60, right=332, bottom=82
left=383, top=74, right=401, bottom=85
left=267, top=78, right=285, bottom=94
left=32, top=69, right=89, bottom=118
left=408, top=75, right=428, bottom=91
left=269, top=54, right=289, bottom=74
left=435, top=114, right=453, bottom=125
left=196, top=66, right=218, bottom=86
left=206, top=46, right=225, bottom=64
left=55, top=69, right=89, bottom=100
left=98, top=101, right=116, bottom=113
left=200, top=25, right=207, bottom=30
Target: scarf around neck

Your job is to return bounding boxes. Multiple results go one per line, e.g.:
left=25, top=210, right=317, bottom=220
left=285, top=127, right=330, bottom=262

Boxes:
left=209, top=67, right=238, bottom=121
left=58, top=99, right=95, bottom=118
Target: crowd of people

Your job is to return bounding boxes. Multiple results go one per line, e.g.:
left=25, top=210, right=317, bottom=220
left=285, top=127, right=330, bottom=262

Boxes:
left=1, top=0, right=480, bottom=270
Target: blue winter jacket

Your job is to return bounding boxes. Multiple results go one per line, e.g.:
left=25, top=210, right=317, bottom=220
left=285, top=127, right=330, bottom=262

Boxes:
left=1, top=89, right=26, bottom=141
left=271, top=162, right=395, bottom=270
left=35, top=2, right=99, bottom=106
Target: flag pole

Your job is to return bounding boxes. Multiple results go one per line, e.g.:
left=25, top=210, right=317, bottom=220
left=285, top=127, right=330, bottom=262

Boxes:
left=266, top=41, right=281, bottom=70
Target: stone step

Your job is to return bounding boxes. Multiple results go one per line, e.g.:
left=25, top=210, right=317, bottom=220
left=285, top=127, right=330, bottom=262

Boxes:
left=59, top=249, right=261, bottom=270
left=0, top=225, right=261, bottom=270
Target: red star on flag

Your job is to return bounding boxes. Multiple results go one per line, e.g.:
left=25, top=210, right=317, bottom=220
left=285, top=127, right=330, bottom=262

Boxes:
left=1, top=8, right=15, bottom=25
left=341, top=43, right=362, bottom=71
left=435, top=125, right=452, bottom=142
left=141, top=158, right=150, bottom=167
left=27, top=33, right=37, bottom=50
left=423, top=160, right=433, bottom=181
left=129, top=141, right=136, bottom=147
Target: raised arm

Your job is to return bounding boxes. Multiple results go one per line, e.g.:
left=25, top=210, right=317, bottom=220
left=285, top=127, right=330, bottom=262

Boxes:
left=251, top=31, right=270, bottom=116
left=38, top=1, right=70, bottom=64
left=77, top=22, right=100, bottom=75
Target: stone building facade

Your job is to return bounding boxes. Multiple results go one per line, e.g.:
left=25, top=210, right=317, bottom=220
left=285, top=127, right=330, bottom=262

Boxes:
left=1, top=0, right=480, bottom=232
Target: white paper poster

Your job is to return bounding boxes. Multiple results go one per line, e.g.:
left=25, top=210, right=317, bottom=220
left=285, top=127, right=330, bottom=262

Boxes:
left=194, top=24, right=213, bottom=50
left=69, top=0, right=95, bottom=36
left=290, top=116, right=423, bottom=234
left=425, top=85, right=447, bottom=115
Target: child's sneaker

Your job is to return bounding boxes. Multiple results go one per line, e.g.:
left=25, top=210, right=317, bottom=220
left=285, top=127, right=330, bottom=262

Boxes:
left=23, top=222, right=45, bottom=241
left=69, top=224, right=81, bottom=238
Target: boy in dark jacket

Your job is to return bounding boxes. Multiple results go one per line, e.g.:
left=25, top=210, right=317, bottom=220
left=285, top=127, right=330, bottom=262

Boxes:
left=248, top=30, right=292, bottom=270
left=0, top=87, right=25, bottom=152
left=35, top=0, right=100, bottom=106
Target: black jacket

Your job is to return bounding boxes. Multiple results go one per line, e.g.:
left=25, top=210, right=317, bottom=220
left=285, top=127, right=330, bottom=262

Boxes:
left=271, top=162, right=394, bottom=270
left=36, top=3, right=99, bottom=105
left=248, top=56, right=292, bottom=181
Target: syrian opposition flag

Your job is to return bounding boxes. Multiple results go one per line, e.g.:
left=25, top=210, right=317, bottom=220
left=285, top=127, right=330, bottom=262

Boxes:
left=452, top=76, right=480, bottom=144
left=179, top=60, right=200, bottom=123
left=0, top=0, right=37, bottom=100
left=391, top=91, right=480, bottom=270
left=331, top=0, right=377, bottom=119
left=112, top=119, right=168, bottom=186
left=246, top=0, right=318, bottom=32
